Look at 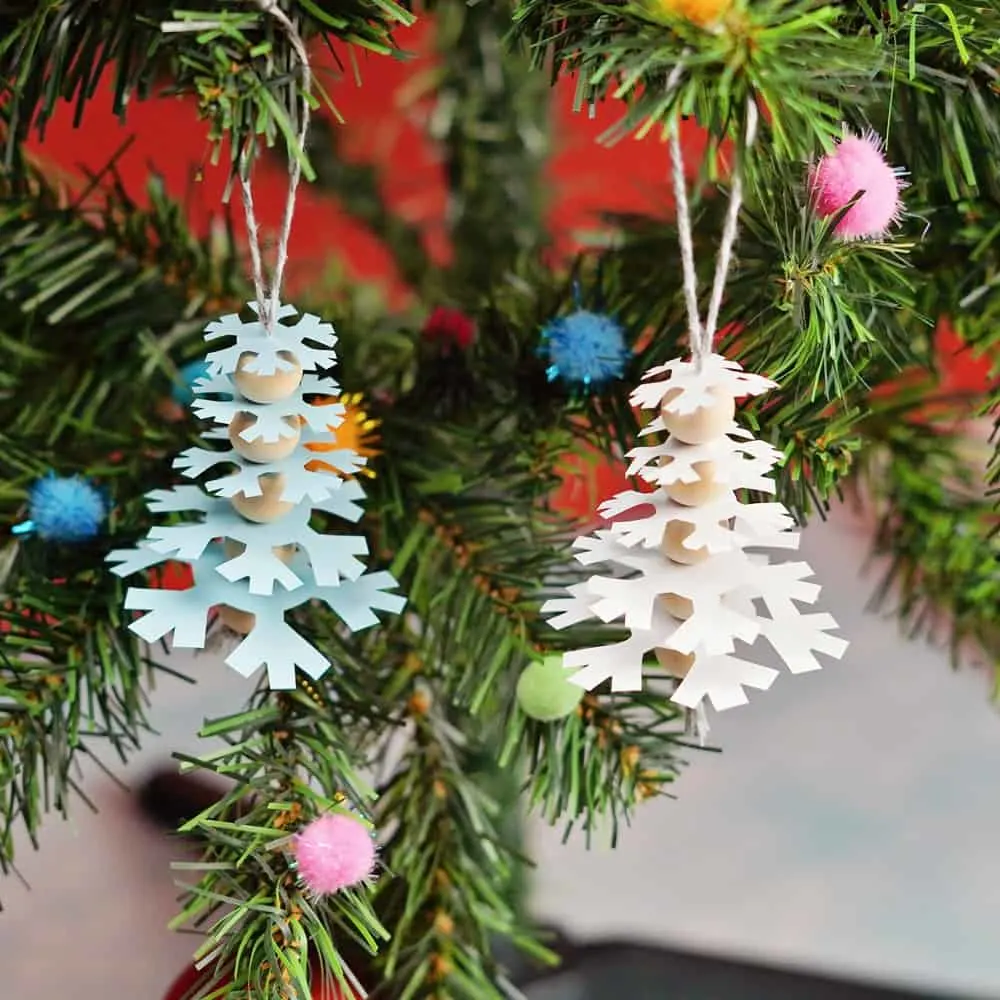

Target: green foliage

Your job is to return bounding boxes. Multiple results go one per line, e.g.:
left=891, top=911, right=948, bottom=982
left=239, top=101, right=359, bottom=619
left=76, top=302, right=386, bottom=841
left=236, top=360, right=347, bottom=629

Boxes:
left=512, top=0, right=879, bottom=154
left=861, top=387, right=1000, bottom=676
left=0, top=0, right=414, bottom=177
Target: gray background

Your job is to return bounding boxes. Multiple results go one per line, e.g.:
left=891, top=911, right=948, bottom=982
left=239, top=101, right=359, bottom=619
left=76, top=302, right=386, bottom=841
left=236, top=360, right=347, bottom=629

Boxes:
left=3, top=503, right=1000, bottom=999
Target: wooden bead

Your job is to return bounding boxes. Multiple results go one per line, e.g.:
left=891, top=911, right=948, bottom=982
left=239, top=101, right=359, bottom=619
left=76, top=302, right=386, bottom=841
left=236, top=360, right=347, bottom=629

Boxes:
left=665, top=458, right=725, bottom=507
left=654, top=647, right=695, bottom=678
left=231, top=473, right=295, bottom=523
left=659, top=592, right=693, bottom=620
left=233, top=351, right=302, bottom=404
left=661, top=386, right=735, bottom=444
left=218, top=605, right=255, bottom=634
left=223, top=539, right=297, bottom=563
left=228, top=412, right=301, bottom=463
left=660, top=519, right=710, bottom=564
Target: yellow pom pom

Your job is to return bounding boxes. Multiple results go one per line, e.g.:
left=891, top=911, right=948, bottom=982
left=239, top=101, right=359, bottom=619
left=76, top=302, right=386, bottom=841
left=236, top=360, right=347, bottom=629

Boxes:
left=645, top=0, right=731, bottom=27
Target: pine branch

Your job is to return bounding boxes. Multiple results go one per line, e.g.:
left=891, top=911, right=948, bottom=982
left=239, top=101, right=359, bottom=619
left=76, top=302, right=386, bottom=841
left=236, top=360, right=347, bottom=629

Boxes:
left=372, top=692, right=539, bottom=1000
left=859, top=388, right=1000, bottom=682
left=0, top=147, right=246, bottom=461
left=429, top=0, right=551, bottom=293
left=0, top=524, right=157, bottom=882
left=169, top=689, right=388, bottom=1000
left=503, top=688, right=691, bottom=841
left=512, top=0, right=878, bottom=155
left=0, top=0, right=415, bottom=178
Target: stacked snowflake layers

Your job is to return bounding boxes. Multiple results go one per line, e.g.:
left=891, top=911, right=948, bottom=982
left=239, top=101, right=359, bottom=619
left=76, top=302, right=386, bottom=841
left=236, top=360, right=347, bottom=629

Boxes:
left=108, top=302, right=405, bottom=690
left=542, top=354, right=847, bottom=711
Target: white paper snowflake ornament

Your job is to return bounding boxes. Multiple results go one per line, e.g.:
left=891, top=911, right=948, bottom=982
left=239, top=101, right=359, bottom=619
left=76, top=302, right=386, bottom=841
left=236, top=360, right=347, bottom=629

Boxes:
left=107, top=303, right=405, bottom=690
left=542, top=353, right=848, bottom=712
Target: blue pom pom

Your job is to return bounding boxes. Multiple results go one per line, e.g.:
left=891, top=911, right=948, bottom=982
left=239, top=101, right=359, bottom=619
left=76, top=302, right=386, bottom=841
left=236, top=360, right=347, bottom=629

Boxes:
left=171, top=360, right=211, bottom=405
left=27, top=474, right=108, bottom=542
left=540, top=309, right=629, bottom=387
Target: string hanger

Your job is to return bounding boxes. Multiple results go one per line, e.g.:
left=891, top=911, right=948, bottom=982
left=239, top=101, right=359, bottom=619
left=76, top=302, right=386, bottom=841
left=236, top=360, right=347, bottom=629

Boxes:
left=668, top=93, right=759, bottom=362
left=238, top=0, right=314, bottom=334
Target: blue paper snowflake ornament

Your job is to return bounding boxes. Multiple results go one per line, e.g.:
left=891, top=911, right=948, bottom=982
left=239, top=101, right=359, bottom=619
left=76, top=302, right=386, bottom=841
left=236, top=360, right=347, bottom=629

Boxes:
left=107, top=302, right=405, bottom=690
left=541, top=309, right=629, bottom=388
left=19, top=474, right=108, bottom=542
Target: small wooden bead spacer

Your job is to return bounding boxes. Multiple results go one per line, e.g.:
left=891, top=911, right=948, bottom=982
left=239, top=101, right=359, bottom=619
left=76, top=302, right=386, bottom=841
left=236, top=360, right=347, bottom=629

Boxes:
left=665, top=458, right=726, bottom=507
left=654, top=647, right=695, bottom=678
left=228, top=412, right=301, bottom=463
left=233, top=350, right=302, bottom=404
left=223, top=538, right=297, bottom=564
left=218, top=605, right=255, bottom=635
left=231, top=473, right=295, bottom=523
left=661, top=386, right=736, bottom=445
left=659, top=592, right=693, bottom=619
left=660, top=519, right=710, bottom=564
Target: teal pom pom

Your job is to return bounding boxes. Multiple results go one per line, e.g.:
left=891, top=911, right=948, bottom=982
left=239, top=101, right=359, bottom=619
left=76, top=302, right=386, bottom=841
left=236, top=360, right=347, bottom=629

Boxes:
left=172, top=360, right=210, bottom=406
left=27, top=474, right=107, bottom=542
left=541, top=309, right=628, bottom=387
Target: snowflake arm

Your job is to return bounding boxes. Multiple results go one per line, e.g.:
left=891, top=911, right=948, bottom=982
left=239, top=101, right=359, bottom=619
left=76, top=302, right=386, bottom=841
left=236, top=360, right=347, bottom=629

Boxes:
left=666, top=600, right=758, bottom=655
left=147, top=521, right=217, bottom=560
left=672, top=654, right=779, bottom=711
left=145, top=486, right=216, bottom=514
left=563, top=629, right=653, bottom=692
left=225, top=616, right=330, bottom=689
left=205, top=463, right=339, bottom=504
left=540, top=582, right=597, bottom=630
left=298, top=529, right=369, bottom=586
left=123, top=587, right=213, bottom=647
left=598, top=489, right=662, bottom=523
left=106, top=543, right=172, bottom=578
left=312, top=480, right=366, bottom=523
left=320, top=570, right=406, bottom=632
left=758, top=595, right=849, bottom=673
left=216, top=547, right=304, bottom=596
left=174, top=446, right=238, bottom=480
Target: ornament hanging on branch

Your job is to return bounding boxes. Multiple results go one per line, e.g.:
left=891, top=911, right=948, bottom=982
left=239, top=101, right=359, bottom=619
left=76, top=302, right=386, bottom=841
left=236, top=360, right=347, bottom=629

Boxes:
left=107, top=304, right=405, bottom=689
left=107, top=8, right=404, bottom=689
left=542, top=99, right=848, bottom=716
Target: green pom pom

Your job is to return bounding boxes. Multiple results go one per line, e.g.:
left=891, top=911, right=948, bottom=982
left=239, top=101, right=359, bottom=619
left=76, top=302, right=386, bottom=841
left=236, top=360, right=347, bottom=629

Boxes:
left=516, top=656, right=583, bottom=721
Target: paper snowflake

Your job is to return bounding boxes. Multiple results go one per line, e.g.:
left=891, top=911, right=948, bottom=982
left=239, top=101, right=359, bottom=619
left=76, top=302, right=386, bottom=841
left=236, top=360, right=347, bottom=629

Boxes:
left=108, top=303, right=405, bottom=689
left=542, top=353, right=847, bottom=711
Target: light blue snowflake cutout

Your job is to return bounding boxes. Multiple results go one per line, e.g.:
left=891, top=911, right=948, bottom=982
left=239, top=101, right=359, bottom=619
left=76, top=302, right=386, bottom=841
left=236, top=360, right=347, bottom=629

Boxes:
left=113, top=542, right=404, bottom=690
left=203, top=301, right=339, bottom=377
left=107, top=302, right=405, bottom=689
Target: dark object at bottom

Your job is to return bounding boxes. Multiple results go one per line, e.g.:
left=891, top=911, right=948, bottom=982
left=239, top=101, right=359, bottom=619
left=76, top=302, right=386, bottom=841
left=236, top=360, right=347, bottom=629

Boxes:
left=137, top=768, right=228, bottom=829
left=143, top=772, right=963, bottom=1000
left=520, top=942, right=961, bottom=1000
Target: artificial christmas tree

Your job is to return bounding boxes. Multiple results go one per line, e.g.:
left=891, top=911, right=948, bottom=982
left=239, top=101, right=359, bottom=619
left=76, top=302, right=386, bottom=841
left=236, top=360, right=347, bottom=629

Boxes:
left=1, top=2, right=998, bottom=999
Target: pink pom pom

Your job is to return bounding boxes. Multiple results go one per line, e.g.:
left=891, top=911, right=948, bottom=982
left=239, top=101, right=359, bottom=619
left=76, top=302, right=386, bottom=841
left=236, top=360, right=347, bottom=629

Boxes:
left=810, top=131, right=904, bottom=239
left=294, top=814, right=377, bottom=895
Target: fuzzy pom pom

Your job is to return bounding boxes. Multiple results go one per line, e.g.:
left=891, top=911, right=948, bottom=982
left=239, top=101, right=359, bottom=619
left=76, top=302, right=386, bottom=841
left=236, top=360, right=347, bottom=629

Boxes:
left=422, top=306, right=476, bottom=351
left=27, top=474, right=107, bottom=542
left=810, top=131, right=904, bottom=240
left=541, top=309, right=629, bottom=387
left=171, top=360, right=211, bottom=406
left=294, top=813, right=377, bottom=896
left=516, top=655, right=584, bottom=721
